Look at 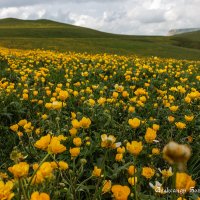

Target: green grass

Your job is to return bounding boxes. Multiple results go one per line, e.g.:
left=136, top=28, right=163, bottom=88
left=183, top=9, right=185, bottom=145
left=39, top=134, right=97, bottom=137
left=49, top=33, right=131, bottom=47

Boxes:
left=0, top=18, right=199, bottom=60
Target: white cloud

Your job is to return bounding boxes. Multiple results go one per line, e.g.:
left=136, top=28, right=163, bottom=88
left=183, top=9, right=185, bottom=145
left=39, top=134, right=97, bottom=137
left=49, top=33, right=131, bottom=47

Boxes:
left=0, top=0, right=199, bottom=35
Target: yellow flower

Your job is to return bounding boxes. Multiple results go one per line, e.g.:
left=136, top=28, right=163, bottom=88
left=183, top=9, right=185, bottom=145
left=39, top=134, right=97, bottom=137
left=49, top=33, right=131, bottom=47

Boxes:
left=177, top=197, right=187, bottom=200
left=70, top=147, right=80, bottom=157
left=134, top=88, right=147, bottom=96
left=45, top=103, right=52, bottom=109
left=142, top=167, right=155, bottom=179
left=159, top=167, right=173, bottom=179
left=34, top=134, right=51, bottom=150
left=18, top=119, right=27, bottom=126
left=175, top=122, right=186, bottom=129
left=152, top=148, right=160, bottom=155
left=30, top=192, right=50, bottom=200
left=48, top=137, right=66, bottom=154
left=168, top=116, right=175, bottom=123
left=23, top=122, right=32, bottom=129
left=176, top=172, right=196, bottom=194
left=115, top=153, right=123, bottom=162
left=35, top=134, right=66, bottom=154
left=101, top=134, right=121, bottom=149
left=127, top=165, right=137, bottom=176
left=187, top=136, right=193, bottom=143
left=10, top=124, right=19, bottom=132
left=0, top=172, right=8, bottom=179
left=126, top=141, right=143, bottom=156
left=111, top=185, right=130, bottom=200
left=128, top=106, right=135, bottom=113
left=128, top=177, right=137, bottom=186
left=71, top=112, right=76, bottom=119
left=115, top=84, right=124, bottom=92
left=0, top=180, right=14, bottom=200
left=41, top=114, right=48, bottom=120
left=33, top=90, right=38, bottom=96
left=57, top=135, right=67, bottom=141
left=169, top=106, right=179, bottom=112
left=17, top=131, right=23, bottom=137
left=51, top=101, right=63, bottom=110
left=184, top=115, right=194, bottom=122
left=88, top=99, right=95, bottom=106
left=128, top=118, right=141, bottom=129
left=39, top=162, right=53, bottom=177
left=73, top=91, right=79, bottom=97
left=32, top=171, right=45, bottom=184
left=59, top=90, right=69, bottom=101
left=35, top=128, right=41, bottom=135
left=144, top=128, right=157, bottom=143
left=69, top=128, right=78, bottom=136
left=58, top=161, right=69, bottom=170
left=97, top=97, right=106, bottom=105
left=92, top=166, right=102, bottom=177
left=8, top=162, right=29, bottom=178
left=163, top=141, right=191, bottom=166
left=117, top=147, right=125, bottom=154
left=73, top=137, right=82, bottom=146
left=79, top=117, right=91, bottom=129
left=71, top=119, right=81, bottom=129
left=102, top=180, right=112, bottom=194
left=112, top=92, right=119, bottom=99
left=46, top=90, right=51, bottom=96
left=22, top=93, right=28, bottom=100
left=50, top=162, right=58, bottom=169
left=33, top=163, right=39, bottom=171
left=122, top=91, right=129, bottom=98
left=152, top=124, right=160, bottom=131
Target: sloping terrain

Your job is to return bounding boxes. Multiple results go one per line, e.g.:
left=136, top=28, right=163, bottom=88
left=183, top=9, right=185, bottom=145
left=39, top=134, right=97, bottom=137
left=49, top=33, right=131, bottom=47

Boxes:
left=0, top=18, right=199, bottom=60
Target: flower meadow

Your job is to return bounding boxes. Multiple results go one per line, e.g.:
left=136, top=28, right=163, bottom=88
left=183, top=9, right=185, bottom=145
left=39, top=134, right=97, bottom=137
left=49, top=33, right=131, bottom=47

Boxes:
left=0, top=47, right=200, bottom=200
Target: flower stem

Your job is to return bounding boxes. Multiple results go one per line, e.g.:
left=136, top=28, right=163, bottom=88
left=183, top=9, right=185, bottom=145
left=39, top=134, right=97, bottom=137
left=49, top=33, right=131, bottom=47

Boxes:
left=26, top=153, right=50, bottom=197
left=171, top=165, right=177, bottom=200
left=134, top=157, right=138, bottom=200
left=19, top=178, right=28, bottom=200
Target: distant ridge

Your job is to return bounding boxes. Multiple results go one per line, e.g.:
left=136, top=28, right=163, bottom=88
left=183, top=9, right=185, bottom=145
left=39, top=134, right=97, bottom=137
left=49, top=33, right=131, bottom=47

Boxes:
left=168, top=28, right=200, bottom=36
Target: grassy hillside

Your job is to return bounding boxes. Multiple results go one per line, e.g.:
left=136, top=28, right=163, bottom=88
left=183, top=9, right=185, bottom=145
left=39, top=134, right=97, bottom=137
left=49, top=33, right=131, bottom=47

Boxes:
left=171, top=31, right=200, bottom=50
left=0, top=18, right=199, bottom=60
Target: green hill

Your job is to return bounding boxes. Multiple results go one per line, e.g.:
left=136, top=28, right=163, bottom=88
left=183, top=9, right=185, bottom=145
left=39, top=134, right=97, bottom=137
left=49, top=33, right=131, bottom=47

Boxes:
left=0, top=18, right=199, bottom=60
left=171, top=31, right=200, bottom=50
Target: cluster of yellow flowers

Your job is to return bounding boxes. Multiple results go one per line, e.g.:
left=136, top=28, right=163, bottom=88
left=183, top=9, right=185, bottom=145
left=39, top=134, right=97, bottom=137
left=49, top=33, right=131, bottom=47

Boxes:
left=0, top=47, right=199, bottom=199
left=34, top=134, right=66, bottom=154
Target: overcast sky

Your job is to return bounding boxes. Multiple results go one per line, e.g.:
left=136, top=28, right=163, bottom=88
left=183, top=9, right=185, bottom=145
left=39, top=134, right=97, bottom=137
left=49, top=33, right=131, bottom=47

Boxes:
left=0, top=0, right=199, bottom=35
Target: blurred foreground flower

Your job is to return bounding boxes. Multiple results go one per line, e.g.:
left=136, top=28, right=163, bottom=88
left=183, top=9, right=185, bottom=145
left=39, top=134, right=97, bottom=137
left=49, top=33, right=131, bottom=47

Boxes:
left=163, top=141, right=191, bottom=170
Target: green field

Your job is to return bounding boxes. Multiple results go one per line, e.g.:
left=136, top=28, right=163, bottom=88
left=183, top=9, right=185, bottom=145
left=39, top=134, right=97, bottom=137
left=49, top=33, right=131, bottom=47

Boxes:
left=0, top=18, right=199, bottom=60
